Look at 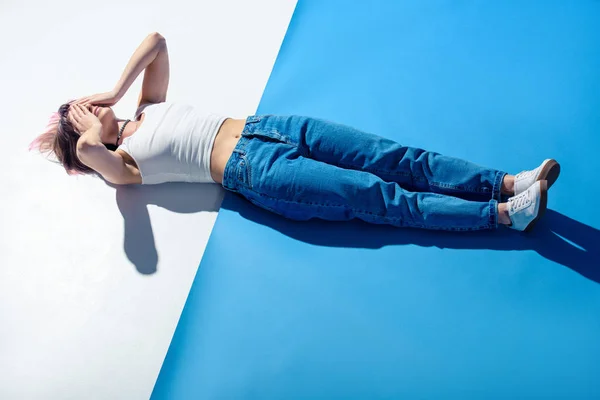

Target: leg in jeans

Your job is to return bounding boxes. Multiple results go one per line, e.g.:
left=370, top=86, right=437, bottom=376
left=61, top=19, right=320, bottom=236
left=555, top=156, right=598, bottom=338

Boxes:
left=254, top=115, right=508, bottom=202
left=222, top=128, right=499, bottom=231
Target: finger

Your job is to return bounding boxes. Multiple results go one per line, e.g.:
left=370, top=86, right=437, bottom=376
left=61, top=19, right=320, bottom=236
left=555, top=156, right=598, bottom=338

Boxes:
left=67, top=108, right=76, bottom=122
left=68, top=112, right=80, bottom=130
left=72, top=105, right=84, bottom=120
left=75, top=104, right=92, bottom=119
left=69, top=104, right=80, bottom=118
left=67, top=113, right=80, bottom=130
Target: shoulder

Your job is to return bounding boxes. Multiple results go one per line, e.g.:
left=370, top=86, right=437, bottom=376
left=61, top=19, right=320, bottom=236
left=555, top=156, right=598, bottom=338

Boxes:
left=134, top=101, right=167, bottom=119
left=114, top=149, right=142, bottom=184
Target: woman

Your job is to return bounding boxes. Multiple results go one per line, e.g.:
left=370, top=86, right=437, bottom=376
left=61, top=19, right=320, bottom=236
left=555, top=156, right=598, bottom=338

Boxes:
left=31, top=32, right=560, bottom=233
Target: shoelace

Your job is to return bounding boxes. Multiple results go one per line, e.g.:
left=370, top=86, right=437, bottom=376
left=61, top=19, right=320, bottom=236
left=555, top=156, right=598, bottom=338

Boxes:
left=509, top=189, right=532, bottom=212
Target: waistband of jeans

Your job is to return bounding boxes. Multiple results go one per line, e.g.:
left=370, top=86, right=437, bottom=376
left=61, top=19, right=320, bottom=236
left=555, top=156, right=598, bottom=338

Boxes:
left=245, top=115, right=263, bottom=124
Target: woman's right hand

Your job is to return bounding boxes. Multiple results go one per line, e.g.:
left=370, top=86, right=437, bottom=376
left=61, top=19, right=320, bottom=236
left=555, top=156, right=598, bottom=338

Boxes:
left=67, top=104, right=102, bottom=135
left=73, top=90, right=122, bottom=107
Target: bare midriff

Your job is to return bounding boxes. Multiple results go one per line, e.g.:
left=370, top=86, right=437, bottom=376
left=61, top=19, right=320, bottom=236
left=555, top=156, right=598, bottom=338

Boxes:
left=118, top=114, right=246, bottom=185
left=209, top=118, right=246, bottom=184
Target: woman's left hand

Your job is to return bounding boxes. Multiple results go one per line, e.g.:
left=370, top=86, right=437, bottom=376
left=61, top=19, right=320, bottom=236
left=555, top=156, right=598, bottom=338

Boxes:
left=73, top=90, right=121, bottom=107
left=67, top=104, right=102, bottom=134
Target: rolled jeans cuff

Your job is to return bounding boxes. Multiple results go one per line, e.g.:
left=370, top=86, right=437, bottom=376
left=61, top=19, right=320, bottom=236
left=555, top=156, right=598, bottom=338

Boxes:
left=492, top=171, right=507, bottom=202
left=488, top=199, right=499, bottom=228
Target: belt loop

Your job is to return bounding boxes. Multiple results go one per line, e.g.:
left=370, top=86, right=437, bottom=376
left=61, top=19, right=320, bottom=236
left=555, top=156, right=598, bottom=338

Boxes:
left=246, top=115, right=262, bottom=124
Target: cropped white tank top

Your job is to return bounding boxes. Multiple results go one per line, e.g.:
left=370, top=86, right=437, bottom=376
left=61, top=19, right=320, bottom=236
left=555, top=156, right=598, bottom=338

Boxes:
left=117, top=101, right=228, bottom=184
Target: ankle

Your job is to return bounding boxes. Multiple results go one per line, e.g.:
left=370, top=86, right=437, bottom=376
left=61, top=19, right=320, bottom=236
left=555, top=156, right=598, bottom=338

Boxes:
left=497, top=203, right=511, bottom=225
left=501, top=174, right=515, bottom=196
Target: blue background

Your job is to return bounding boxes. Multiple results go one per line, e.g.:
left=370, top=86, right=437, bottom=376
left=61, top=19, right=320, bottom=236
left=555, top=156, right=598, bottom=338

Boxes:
left=153, top=1, right=600, bottom=398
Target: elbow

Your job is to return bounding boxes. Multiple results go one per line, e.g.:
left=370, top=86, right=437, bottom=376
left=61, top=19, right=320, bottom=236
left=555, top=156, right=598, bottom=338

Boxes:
left=76, top=139, right=94, bottom=155
left=75, top=140, right=91, bottom=160
left=149, top=32, right=166, bottom=43
left=104, top=175, right=127, bottom=186
left=75, top=139, right=101, bottom=161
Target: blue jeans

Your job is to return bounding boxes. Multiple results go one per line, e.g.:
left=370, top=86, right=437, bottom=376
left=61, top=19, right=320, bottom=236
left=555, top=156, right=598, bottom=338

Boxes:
left=222, top=115, right=507, bottom=231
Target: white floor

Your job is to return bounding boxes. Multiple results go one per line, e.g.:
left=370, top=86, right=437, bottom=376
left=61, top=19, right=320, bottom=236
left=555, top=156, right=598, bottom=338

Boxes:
left=0, top=1, right=296, bottom=398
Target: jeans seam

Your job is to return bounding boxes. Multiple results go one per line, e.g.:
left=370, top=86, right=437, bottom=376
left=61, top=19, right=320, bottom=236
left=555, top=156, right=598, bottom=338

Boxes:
left=230, top=135, right=253, bottom=190
left=429, top=181, right=486, bottom=193
left=334, top=161, right=413, bottom=178
left=328, top=161, right=496, bottom=195
left=242, top=188, right=495, bottom=231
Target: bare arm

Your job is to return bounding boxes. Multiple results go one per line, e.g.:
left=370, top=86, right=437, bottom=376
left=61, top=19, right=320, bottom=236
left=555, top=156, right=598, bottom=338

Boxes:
left=112, top=32, right=170, bottom=106
left=76, top=125, right=140, bottom=184
left=74, top=33, right=170, bottom=184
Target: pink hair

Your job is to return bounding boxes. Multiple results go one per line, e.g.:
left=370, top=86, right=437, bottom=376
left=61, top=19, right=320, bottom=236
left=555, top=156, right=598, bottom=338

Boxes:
left=29, top=99, right=84, bottom=175
left=28, top=111, right=61, bottom=153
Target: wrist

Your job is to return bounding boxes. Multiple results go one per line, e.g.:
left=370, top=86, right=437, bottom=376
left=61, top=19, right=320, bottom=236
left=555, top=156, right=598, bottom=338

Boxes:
left=111, top=88, right=123, bottom=100
left=81, top=123, right=103, bottom=138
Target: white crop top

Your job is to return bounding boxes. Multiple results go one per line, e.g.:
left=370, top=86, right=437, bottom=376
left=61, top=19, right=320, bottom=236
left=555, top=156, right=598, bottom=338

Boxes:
left=117, top=101, right=228, bottom=184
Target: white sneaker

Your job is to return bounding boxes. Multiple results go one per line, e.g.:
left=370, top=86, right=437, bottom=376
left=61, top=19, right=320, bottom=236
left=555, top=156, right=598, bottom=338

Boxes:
left=507, top=180, right=548, bottom=232
left=514, top=159, right=560, bottom=195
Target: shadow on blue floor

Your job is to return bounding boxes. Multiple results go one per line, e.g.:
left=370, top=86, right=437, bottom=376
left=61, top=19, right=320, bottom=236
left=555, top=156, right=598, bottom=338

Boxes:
left=222, top=193, right=600, bottom=283
left=152, top=1, right=600, bottom=398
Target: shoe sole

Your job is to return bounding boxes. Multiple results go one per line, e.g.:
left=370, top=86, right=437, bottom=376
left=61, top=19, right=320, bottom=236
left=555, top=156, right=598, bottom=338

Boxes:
left=524, top=180, right=548, bottom=233
left=537, top=159, right=561, bottom=189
